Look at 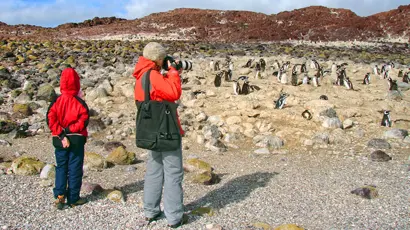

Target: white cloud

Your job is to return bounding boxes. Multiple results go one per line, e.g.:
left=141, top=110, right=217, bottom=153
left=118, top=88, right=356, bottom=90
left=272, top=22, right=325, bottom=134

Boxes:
left=0, top=0, right=408, bottom=27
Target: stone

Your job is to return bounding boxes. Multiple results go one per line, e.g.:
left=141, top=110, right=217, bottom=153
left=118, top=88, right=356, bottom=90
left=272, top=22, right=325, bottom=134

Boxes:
left=99, top=79, right=113, bottom=94
left=0, top=139, right=11, bottom=146
left=243, top=129, right=256, bottom=138
left=367, top=138, right=391, bottom=149
left=253, top=222, right=272, bottom=230
left=254, top=148, right=270, bottom=154
left=205, top=139, right=227, bottom=153
left=196, top=135, right=206, bottom=144
left=322, top=117, right=342, bottom=129
left=202, top=125, right=222, bottom=140
left=82, top=182, right=104, bottom=194
left=37, top=84, right=57, bottom=102
left=14, top=92, right=32, bottom=104
left=0, top=120, right=17, bottom=134
left=383, top=129, right=408, bottom=140
left=226, top=116, right=242, bottom=126
left=370, top=150, right=392, bottom=162
left=206, top=224, right=223, bottom=230
left=274, top=224, right=305, bottom=230
left=103, top=141, right=126, bottom=152
left=319, top=108, right=338, bottom=118
left=125, top=166, right=137, bottom=172
left=40, top=164, right=55, bottom=179
left=184, top=158, right=219, bottom=185
left=343, top=119, right=354, bottom=129
left=88, top=118, right=106, bottom=134
left=207, top=115, right=222, bottom=126
left=351, top=185, right=379, bottom=199
left=196, top=112, right=208, bottom=122
left=12, top=104, right=33, bottom=117
left=0, top=162, right=12, bottom=173
left=312, top=132, right=330, bottom=145
left=404, top=136, right=410, bottom=143
left=106, top=147, right=136, bottom=165
left=40, top=179, right=53, bottom=187
left=85, top=88, right=108, bottom=102
left=84, top=152, right=107, bottom=171
left=191, top=207, right=215, bottom=216
left=106, top=190, right=124, bottom=203
left=11, top=156, right=45, bottom=176
left=253, top=135, right=284, bottom=149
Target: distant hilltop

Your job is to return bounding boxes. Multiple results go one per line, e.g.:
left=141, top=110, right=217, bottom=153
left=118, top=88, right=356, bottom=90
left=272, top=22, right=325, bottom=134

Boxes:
left=0, top=5, right=409, bottom=42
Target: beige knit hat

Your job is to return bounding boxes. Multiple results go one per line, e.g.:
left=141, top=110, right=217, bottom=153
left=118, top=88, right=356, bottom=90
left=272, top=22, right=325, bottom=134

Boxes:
left=143, top=42, right=167, bottom=62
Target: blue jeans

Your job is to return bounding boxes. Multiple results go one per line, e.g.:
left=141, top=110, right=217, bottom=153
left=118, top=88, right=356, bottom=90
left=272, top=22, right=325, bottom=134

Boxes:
left=53, top=146, right=84, bottom=204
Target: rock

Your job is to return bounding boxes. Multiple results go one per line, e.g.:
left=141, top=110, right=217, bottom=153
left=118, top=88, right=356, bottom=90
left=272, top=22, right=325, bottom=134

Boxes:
left=343, top=119, right=354, bottom=129
left=367, top=138, right=391, bottom=149
left=125, top=166, right=137, bottom=172
left=0, top=139, right=11, bottom=146
left=202, top=125, right=222, bottom=140
left=329, top=129, right=351, bottom=145
left=106, top=146, right=136, bottom=165
left=274, top=224, right=304, bottom=230
left=40, top=179, right=53, bottom=187
left=370, top=150, right=392, bottom=162
left=0, top=162, right=12, bottom=173
left=37, top=84, right=56, bottom=102
left=39, top=164, right=55, bottom=179
left=184, top=158, right=219, bottom=185
left=85, top=88, right=108, bottom=102
left=11, top=156, right=45, bottom=176
left=312, top=132, right=330, bottom=145
left=191, top=207, right=215, bottom=216
left=14, top=92, right=32, bottom=104
left=196, top=112, right=208, bottom=122
left=81, top=182, right=104, bottom=194
left=205, top=139, right=227, bottom=153
left=88, top=118, right=106, bottom=134
left=0, top=120, right=17, bottom=134
left=226, top=116, right=242, bottom=125
left=106, top=190, right=124, bottom=203
left=397, top=82, right=410, bottom=91
left=383, top=129, right=408, bottom=140
left=207, top=115, right=222, bottom=126
left=84, top=152, right=107, bottom=171
left=322, top=117, right=342, bottom=129
left=319, top=108, right=338, bottom=118
left=12, top=103, right=33, bottom=117
left=206, top=223, right=223, bottom=230
left=224, top=133, right=243, bottom=142
left=243, top=129, right=256, bottom=138
left=253, top=222, right=272, bottom=230
left=253, top=135, right=284, bottom=149
left=103, top=141, right=126, bottom=152
left=254, top=148, right=270, bottom=154
left=99, top=79, right=113, bottom=94
left=404, top=136, right=410, bottom=143
left=196, top=135, right=206, bottom=144
left=351, top=185, right=379, bottom=199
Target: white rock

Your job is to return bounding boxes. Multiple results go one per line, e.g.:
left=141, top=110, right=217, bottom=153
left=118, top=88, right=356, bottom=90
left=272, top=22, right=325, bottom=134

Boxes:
left=322, top=117, right=343, bottom=129
left=40, top=164, right=55, bottom=180
left=343, top=119, right=354, bottom=129
left=196, top=112, right=208, bottom=122
left=226, top=116, right=242, bottom=125
left=254, top=148, right=270, bottom=154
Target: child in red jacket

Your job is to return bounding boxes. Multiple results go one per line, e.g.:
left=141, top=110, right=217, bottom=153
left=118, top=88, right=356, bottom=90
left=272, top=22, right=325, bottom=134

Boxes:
left=46, top=68, right=89, bottom=210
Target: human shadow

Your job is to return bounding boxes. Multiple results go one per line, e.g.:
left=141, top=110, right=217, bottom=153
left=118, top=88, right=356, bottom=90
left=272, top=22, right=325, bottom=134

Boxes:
left=83, top=179, right=145, bottom=203
left=185, top=172, right=278, bottom=223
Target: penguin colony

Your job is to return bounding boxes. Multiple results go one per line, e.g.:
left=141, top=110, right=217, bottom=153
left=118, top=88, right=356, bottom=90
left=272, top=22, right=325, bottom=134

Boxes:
left=205, top=56, right=408, bottom=125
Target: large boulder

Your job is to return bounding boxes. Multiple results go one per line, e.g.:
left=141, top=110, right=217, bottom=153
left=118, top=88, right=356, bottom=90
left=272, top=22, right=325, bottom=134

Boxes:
left=184, top=158, right=219, bottom=185
left=253, top=135, right=284, bottom=149
left=106, top=146, right=136, bottom=165
left=12, top=103, right=33, bottom=117
left=37, top=84, right=57, bottom=102
left=11, top=156, right=45, bottom=176
left=0, top=120, right=17, bottom=134
left=367, top=138, right=391, bottom=149
left=383, top=129, right=408, bottom=140
left=84, top=152, right=107, bottom=171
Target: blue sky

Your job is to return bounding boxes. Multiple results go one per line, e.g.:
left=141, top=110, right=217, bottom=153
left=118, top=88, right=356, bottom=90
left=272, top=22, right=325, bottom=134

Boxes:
left=0, top=0, right=408, bottom=27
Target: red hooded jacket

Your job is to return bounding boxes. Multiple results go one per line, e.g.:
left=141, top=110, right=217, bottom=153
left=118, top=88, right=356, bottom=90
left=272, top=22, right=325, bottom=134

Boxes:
left=133, top=56, right=184, bottom=135
left=47, top=68, right=89, bottom=146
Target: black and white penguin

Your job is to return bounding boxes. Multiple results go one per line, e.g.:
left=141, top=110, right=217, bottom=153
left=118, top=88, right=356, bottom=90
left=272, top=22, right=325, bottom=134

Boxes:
left=301, top=63, right=307, bottom=73
left=363, top=73, right=370, bottom=85
left=319, top=95, right=328, bottom=100
left=244, top=59, right=253, bottom=68
left=259, top=58, right=266, bottom=72
left=344, top=77, right=353, bottom=90
left=398, top=70, right=403, bottom=79
left=280, top=69, right=288, bottom=84
left=311, top=59, right=320, bottom=70
left=241, top=80, right=250, bottom=95
left=255, top=70, right=261, bottom=79
left=214, top=60, right=220, bottom=71
left=226, top=69, right=233, bottom=81
left=291, top=69, right=298, bottom=86
left=403, top=71, right=410, bottom=83
left=312, top=74, right=319, bottom=87
left=274, top=93, right=289, bottom=109
left=214, top=71, right=223, bottom=87
left=233, top=80, right=240, bottom=95
left=255, top=62, right=261, bottom=72
left=387, top=77, right=398, bottom=91
left=373, top=65, right=380, bottom=75
left=381, top=110, right=392, bottom=127
left=302, top=74, right=310, bottom=85
left=383, top=70, right=389, bottom=79
left=302, top=110, right=312, bottom=120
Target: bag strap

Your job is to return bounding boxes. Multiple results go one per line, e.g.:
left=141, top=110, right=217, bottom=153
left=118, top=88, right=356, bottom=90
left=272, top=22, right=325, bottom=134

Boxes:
left=142, top=70, right=152, bottom=102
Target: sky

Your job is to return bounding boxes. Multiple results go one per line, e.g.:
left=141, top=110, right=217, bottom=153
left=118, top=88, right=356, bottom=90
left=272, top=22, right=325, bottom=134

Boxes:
left=0, top=0, right=408, bottom=27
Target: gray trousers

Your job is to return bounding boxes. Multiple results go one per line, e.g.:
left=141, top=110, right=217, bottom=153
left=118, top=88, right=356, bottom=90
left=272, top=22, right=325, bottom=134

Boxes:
left=143, top=146, right=184, bottom=225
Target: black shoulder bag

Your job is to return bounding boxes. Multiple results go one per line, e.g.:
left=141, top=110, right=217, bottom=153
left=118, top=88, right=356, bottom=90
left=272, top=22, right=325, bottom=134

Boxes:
left=135, top=70, right=181, bottom=152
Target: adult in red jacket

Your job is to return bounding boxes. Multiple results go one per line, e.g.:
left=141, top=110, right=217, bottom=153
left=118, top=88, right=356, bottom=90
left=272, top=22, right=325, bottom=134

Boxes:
left=133, top=42, right=187, bottom=228
left=46, top=67, right=89, bottom=209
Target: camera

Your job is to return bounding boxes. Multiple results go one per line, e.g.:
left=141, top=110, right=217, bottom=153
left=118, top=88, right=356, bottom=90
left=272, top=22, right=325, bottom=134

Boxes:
left=162, top=55, right=193, bottom=71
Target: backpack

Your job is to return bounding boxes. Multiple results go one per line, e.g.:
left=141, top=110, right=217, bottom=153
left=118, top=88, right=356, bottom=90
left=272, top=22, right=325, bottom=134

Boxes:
left=135, top=70, right=181, bottom=152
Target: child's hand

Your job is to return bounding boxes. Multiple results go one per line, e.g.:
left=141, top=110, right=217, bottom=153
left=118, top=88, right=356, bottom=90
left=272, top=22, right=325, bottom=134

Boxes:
left=62, top=137, right=70, bottom=148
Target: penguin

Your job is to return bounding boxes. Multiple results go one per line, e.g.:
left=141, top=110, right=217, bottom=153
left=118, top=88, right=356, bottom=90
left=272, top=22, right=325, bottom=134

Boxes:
left=381, top=110, right=392, bottom=127
left=344, top=77, right=353, bottom=90
left=283, top=61, right=291, bottom=70
left=302, top=74, right=309, bottom=85
left=398, top=70, right=403, bottom=79
left=226, top=69, right=233, bottom=81
left=238, top=76, right=249, bottom=81
left=403, top=71, right=410, bottom=83
left=383, top=70, right=389, bottom=79
left=373, top=65, right=380, bottom=75
left=274, top=93, right=288, bottom=109
left=302, top=110, right=312, bottom=120
left=259, top=58, right=266, bottom=72
left=214, top=71, right=223, bottom=87
left=214, top=60, right=220, bottom=71
left=244, top=59, right=253, bottom=68
left=241, top=80, right=250, bottom=95
left=255, top=70, right=261, bottom=79
left=229, top=62, right=234, bottom=72
left=210, top=60, right=214, bottom=71
left=255, top=62, right=261, bottom=72
left=272, top=60, right=281, bottom=70
left=233, top=80, right=240, bottom=95
left=301, top=63, right=307, bottom=73
left=331, top=63, right=337, bottom=73
left=312, top=75, right=319, bottom=87
left=387, top=77, right=398, bottom=91
left=291, top=69, right=298, bottom=86
left=280, top=70, right=288, bottom=84
left=310, top=59, right=319, bottom=69
left=319, top=95, right=328, bottom=100
left=363, top=73, right=370, bottom=85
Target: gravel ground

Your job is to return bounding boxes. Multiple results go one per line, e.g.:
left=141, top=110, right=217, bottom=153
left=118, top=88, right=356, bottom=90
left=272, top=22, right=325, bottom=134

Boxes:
left=0, top=135, right=409, bottom=230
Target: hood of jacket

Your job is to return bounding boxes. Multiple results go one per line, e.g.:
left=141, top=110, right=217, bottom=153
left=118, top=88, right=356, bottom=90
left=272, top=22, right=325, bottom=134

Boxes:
left=132, top=56, right=159, bottom=80
left=60, top=68, right=80, bottom=96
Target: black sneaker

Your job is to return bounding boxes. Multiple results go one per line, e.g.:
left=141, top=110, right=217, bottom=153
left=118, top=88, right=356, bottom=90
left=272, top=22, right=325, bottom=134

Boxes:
left=145, top=212, right=162, bottom=223
left=168, top=214, right=188, bottom=229
left=69, top=198, right=88, bottom=208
